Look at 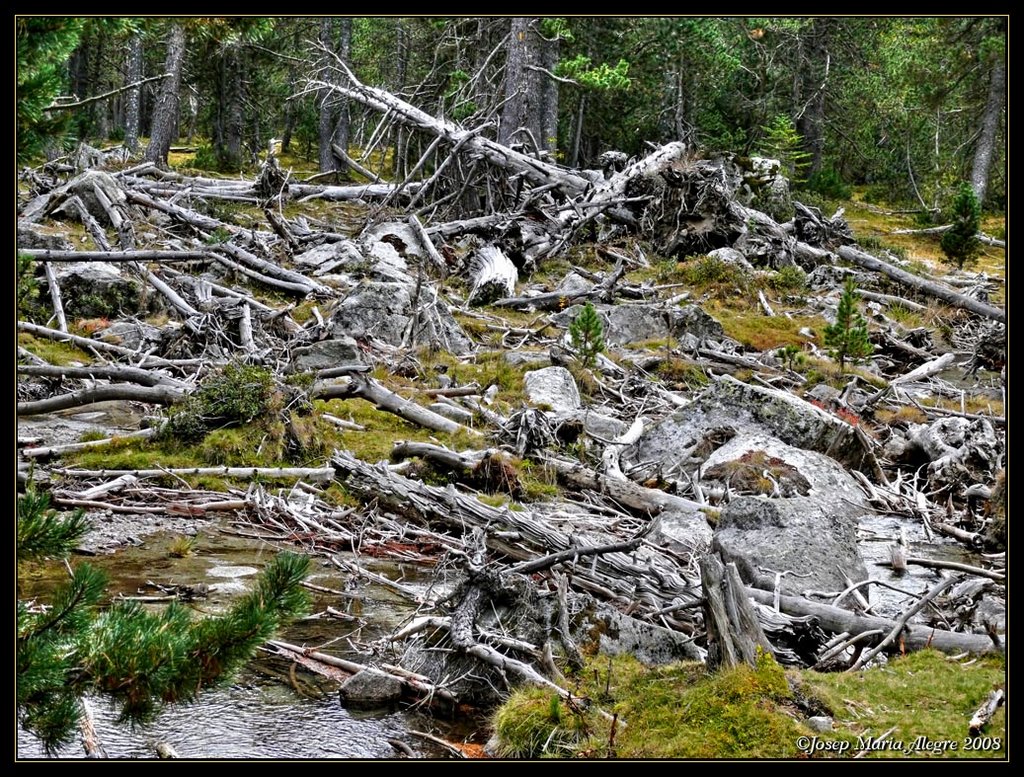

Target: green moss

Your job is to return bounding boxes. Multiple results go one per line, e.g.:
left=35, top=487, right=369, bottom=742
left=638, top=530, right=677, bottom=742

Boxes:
left=708, top=302, right=823, bottom=352
left=492, top=650, right=1006, bottom=759
left=17, top=333, right=91, bottom=366
left=655, top=357, right=709, bottom=390
left=315, top=398, right=458, bottom=463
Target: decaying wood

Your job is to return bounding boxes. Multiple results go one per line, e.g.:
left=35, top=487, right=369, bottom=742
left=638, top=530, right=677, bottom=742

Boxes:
left=57, top=465, right=335, bottom=482
left=42, top=262, right=68, bottom=333
left=702, top=553, right=776, bottom=670
left=19, top=249, right=211, bottom=262
left=838, top=246, right=1005, bottom=323
left=968, top=688, right=1005, bottom=735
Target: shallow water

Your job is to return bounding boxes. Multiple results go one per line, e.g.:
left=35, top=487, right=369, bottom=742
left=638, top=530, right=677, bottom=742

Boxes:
left=17, top=524, right=476, bottom=760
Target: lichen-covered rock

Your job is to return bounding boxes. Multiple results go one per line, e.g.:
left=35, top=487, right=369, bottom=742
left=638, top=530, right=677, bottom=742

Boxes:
left=591, top=605, right=702, bottom=664
left=18, top=222, right=74, bottom=251
left=706, top=247, right=755, bottom=273
left=524, top=366, right=581, bottom=414
left=96, top=320, right=162, bottom=351
left=625, top=375, right=871, bottom=474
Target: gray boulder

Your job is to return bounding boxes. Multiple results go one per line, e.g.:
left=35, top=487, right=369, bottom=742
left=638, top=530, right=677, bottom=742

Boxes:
left=18, top=222, right=74, bottom=251
left=553, top=303, right=725, bottom=348
left=524, top=366, right=581, bottom=414
left=712, top=495, right=868, bottom=598
left=706, top=247, right=755, bottom=273
left=96, top=320, right=162, bottom=351
left=592, top=605, right=702, bottom=664
left=291, top=336, right=362, bottom=372
left=338, top=669, right=403, bottom=709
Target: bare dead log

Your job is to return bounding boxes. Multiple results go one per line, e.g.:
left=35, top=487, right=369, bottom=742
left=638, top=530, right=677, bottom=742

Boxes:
left=968, top=689, right=1005, bottom=735
left=509, top=538, right=643, bottom=575
left=702, top=553, right=776, bottom=670
left=330, top=142, right=382, bottom=182
left=315, top=375, right=481, bottom=437
left=890, top=224, right=1006, bottom=249
left=849, top=575, right=959, bottom=670
left=56, top=465, right=335, bottom=482
left=406, top=214, right=448, bottom=275
left=490, top=258, right=625, bottom=311
left=214, top=242, right=330, bottom=295
left=468, top=246, right=518, bottom=306
left=838, top=246, right=1004, bottom=323
left=855, top=288, right=928, bottom=313
left=744, top=587, right=998, bottom=655
left=18, top=384, right=185, bottom=416
left=18, top=249, right=211, bottom=262
left=18, top=363, right=186, bottom=388
left=931, top=521, right=984, bottom=550
left=288, top=182, right=422, bottom=201
left=875, top=555, right=1004, bottom=582
left=601, top=416, right=644, bottom=482
left=130, top=261, right=200, bottom=318
left=210, top=251, right=315, bottom=296
left=42, top=262, right=68, bottom=333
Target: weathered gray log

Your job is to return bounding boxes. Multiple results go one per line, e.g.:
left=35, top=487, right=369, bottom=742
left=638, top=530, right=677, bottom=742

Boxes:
left=57, top=466, right=335, bottom=482
left=469, top=246, right=518, bottom=306
left=18, top=249, right=211, bottom=262
left=288, top=182, right=422, bottom=201
left=890, top=352, right=957, bottom=386
left=390, top=440, right=487, bottom=471
left=490, top=258, right=625, bottom=311
left=18, top=363, right=186, bottom=388
left=210, top=251, right=314, bottom=296
left=130, top=261, right=199, bottom=318
left=315, top=375, right=480, bottom=437
left=18, top=384, right=185, bottom=416
left=890, top=224, right=1006, bottom=249
left=702, top=554, right=776, bottom=670
left=838, top=245, right=1005, bottom=323
left=745, top=587, right=999, bottom=655
left=330, top=142, right=382, bottom=182
left=407, top=214, right=448, bottom=275
left=214, top=242, right=330, bottom=295
left=856, top=288, right=928, bottom=313
left=42, top=262, right=69, bottom=333
left=876, top=555, right=1003, bottom=581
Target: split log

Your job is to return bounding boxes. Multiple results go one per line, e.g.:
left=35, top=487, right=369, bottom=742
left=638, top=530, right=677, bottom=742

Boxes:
left=744, top=587, right=999, bottom=655
left=468, top=246, right=518, bottom=306
left=838, top=245, right=1004, bottom=323
left=17, top=384, right=185, bottom=416
left=702, top=553, right=776, bottom=670
left=968, top=689, right=1005, bottom=735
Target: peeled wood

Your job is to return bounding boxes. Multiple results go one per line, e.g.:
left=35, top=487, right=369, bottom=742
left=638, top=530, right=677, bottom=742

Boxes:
left=838, top=245, right=1004, bottom=323
left=744, top=587, right=999, bottom=656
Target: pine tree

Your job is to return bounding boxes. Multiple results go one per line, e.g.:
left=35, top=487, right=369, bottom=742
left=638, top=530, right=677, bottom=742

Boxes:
left=568, top=302, right=605, bottom=369
left=940, top=182, right=982, bottom=270
left=823, top=277, right=873, bottom=372
left=17, top=487, right=310, bottom=755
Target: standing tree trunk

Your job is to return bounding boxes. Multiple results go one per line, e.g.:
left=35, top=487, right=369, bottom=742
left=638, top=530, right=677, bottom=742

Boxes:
left=970, top=47, right=1005, bottom=204
left=318, top=18, right=340, bottom=174
left=331, top=18, right=353, bottom=176
left=796, top=18, right=830, bottom=177
left=539, top=28, right=560, bottom=155
left=144, top=22, right=186, bottom=166
left=123, top=33, right=143, bottom=154
left=499, top=18, right=545, bottom=153
left=213, top=44, right=246, bottom=170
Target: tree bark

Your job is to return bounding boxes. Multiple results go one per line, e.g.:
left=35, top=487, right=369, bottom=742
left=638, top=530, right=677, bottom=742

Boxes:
left=123, top=33, right=143, bottom=154
left=331, top=18, right=352, bottom=176
left=144, top=22, right=186, bottom=166
left=318, top=18, right=340, bottom=174
left=213, top=44, right=246, bottom=170
left=970, top=48, right=1005, bottom=203
left=499, top=18, right=545, bottom=152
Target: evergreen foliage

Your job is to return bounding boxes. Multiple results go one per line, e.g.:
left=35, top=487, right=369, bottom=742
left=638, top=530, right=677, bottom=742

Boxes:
left=823, top=278, right=873, bottom=372
left=940, top=182, right=982, bottom=269
left=17, top=487, right=309, bottom=754
left=568, top=302, right=605, bottom=369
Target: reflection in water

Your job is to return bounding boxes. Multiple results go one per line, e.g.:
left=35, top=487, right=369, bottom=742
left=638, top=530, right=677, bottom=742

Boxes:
left=18, top=675, right=446, bottom=759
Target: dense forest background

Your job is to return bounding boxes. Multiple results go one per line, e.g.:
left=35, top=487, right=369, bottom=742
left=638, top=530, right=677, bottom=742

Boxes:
left=18, top=16, right=1006, bottom=213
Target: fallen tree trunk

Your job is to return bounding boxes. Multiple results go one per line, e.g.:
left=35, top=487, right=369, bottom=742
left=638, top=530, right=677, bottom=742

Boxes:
left=18, top=249, right=211, bottom=262
left=744, top=587, right=999, bottom=655
left=838, top=246, right=1005, bottom=323
left=18, top=363, right=187, bottom=388
left=17, top=384, right=185, bottom=416
left=56, top=465, right=335, bottom=482
left=21, top=428, right=159, bottom=460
